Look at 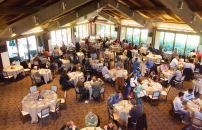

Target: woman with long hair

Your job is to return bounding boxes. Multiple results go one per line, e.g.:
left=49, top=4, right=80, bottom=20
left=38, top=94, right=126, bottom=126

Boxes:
left=133, top=78, right=143, bottom=112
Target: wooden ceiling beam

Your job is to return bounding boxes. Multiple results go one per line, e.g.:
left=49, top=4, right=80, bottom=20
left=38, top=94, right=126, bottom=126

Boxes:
left=149, top=0, right=161, bottom=6
left=0, top=7, right=39, bottom=14
left=98, top=12, right=120, bottom=24
left=164, top=11, right=181, bottom=22
left=133, top=7, right=169, bottom=11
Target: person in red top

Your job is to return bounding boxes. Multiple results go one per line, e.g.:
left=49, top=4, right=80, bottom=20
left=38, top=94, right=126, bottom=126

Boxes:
left=196, top=50, right=202, bottom=62
left=126, top=43, right=133, bottom=59
left=43, top=50, right=51, bottom=57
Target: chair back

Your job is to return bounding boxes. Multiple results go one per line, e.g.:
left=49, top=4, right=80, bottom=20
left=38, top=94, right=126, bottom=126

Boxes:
left=75, top=86, right=80, bottom=94
left=33, top=61, right=39, bottom=65
left=15, top=61, right=20, bottom=65
left=100, top=88, right=105, bottom=93
left=156, top=59, right=161, bottom=63
left=191, top=117, right=202, bottom=128
left=171, top=100, right=175, bottom=112
left=16, top=104, right=23, bottom=116
left=30, top=74, right=35, bottom=81
left=159, top=72, right=164, bottom=78
left=180, top=76, right=185, bottom=81
left=55, top=53, right=59, bottom=57
left=165, top=85, right=171, bottom=93
left=30, top=86, right=37, bottom=93
left=41, top=107, right=50, bottom=117
left=152, top=91, right=160, bottom=98
left=64, top=90, right=67, bottom=99
left=136, top=113, right=147, bottom=130
left=2, top=72, right=8, bottom=77
left=54, top=62, right=58, bottom=68
left=56, top=100, right=61, bottom=110
left=107, top=107, right=114, bottom=120
left=98, top=66, right=103, bottom=72
left=51, top=85, right=57, bottom=93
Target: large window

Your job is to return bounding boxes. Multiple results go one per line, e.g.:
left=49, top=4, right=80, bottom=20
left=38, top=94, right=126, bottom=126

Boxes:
left=62, top=29, right=67, bottom=45
left=96, top=24, right=115, bottom=39
left=126, top=28, right=133, bottom=43
left=6, top=40, right=19, bottom=64
left=75, top=24, right=88, bottom=39
left=28, top=36, right=37, bottom=59
left=56, top=30, right=62, bottom=46
left=174, top=34, right=187, bottom=55
left=133, top=29, right=140, bottom=45
left=141, top=29, right=148, bottom=45
left=17, top=38, right=29, bottom=61
left=51, top=31, right=56, bottom=48
left=185, top=35, right=200, bottom=55
left=164, top=32, right=175, bottom=51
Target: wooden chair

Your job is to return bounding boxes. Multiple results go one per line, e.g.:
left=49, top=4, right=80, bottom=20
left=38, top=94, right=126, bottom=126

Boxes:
left=107, top=107, right=119, bottom=122
left=30, top=86, right=37, bottom=93
left=97, top=65, right=103, bottom=76
left=16, top=104, right=29, bottom=123
left=173, top=76, right=185, bottom=89
left=37, top=107, right=51, bottom=126
left=30, top=74, right=36, bottom=85
left=74, top=86, right=87, bottom=102
left=50, top=100, right=61, bottom=120
left=169, top=100, right=184, bottom=120
left=54, top=62, right=59, bottom=74
left=51, top=85, right=57, bottom=93
left=160, top=85, right=171, bottom=102
left=98, top=88, right=105, bottom=103
left=148, top=91, right=160, bottom=106
left=2, top=72, right=13, bottom=83
left=190, top=117, right=202, bottom=129
left=155, top=59, right=161, bottom=66
left=57, top=90, right=66, bottom=109
left=33, top=61, right=40, bottom=67
left=159, top=72, right=168, bottom=85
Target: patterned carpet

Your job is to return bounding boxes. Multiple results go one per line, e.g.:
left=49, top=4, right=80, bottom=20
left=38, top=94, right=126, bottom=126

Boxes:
left=0, top=63, right=199, bottom=130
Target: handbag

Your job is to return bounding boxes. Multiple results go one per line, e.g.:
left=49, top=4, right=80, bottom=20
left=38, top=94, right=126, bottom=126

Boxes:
left=137, top=90, right=146, bottom=98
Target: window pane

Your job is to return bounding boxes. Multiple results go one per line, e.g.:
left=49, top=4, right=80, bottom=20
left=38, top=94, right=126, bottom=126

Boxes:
left=126, top=28, right=133, bottom=43
left=6, top=40, right=18, bottom=64
left=140, top=29, right=148, bottom=45
left=100, top=24, right=105, bottom=38
left=79, top=25, right=83, bottom=38
left=62, top=29, right=67, bottom=45
left=17, top=38, right=29, bottom=61
left=111, top=25, right=115, bottom=40
left=83, top=25, right=86, bottom=38
left=174, top=34, right=187, bottom=55
left=185, top=35, right=200, bottom=55
left=51, top=31, right=56, bottom=48
left=56, top=30, right=62, bottom=47
left=105, top=25, right=110, bottom=38
left=75, top=26, right=78, bottom=38
left=28, top=36, right=37, bottom=59
left=164, top=32, right=175, bottom=51
left=133, top=29, right=140, bottom=45
left=159, top=32, right=165, bottom=49
left=96, top=24, right=100, bottom=37
left=86, top=24, right=88, bottom=37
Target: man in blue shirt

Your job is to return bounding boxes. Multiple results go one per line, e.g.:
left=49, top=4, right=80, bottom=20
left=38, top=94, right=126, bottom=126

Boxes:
left=111, top=90, right=123, bottom=105
left=145, top=58, right=153, bottom=69
left=133, top=58, right=140, bottom=72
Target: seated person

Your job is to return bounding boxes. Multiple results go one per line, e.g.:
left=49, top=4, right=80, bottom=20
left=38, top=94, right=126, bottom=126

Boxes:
left=68, top=63, right=76, bottom=73
left=85, top=73, right=91, bottom=81
left=115, top=60, right=124, bottom=69
left=133, top=58, right=140, bottom=72
left=128, top=99, right=142, bottom=123
left=63, top=53, right=72, bottom=63
left=183, top=60, right=193, bottom=70
left=188, top=49, right=196, bottom=58
left=102, top=63, right=110, bottom=79
left=92, top=77, right=104, bottom=102
left=76, top=77, right=88, bottom=96
left=159, top=62, right=169, bottom=72
left=64, top=121, right=79, bottom=130
left=82, top=55, right=88, bottom=66
left=33, top=54, right=41, bottom=65
left=62, top=72, right=70, bottom=81
left=183, top=89, right=195, bottom=101
left=173, top=92, right=190, bottom=124
left=169, top=67, right=182, bottom=85
left=53, top=47, right=59, bottom=56
left=111, top=90, right=123, bottom=106
left=130, top=70, right=141, bottom=88
left=104, top=119, right=118, bottom=130
left=145, top=58, right=153, bottom=69
left=132, top=54, right=141, bottom=63
left=45, top=60, right=54, bottom=73
left=85, top=110, right=98, bottom=127
left=113, top=67, right=126, bottom=80
left=148, top=71, right=158, bottom=82
left=170, top=56, right=179, bottom=68
left=31, top=66, right=42, bottom=83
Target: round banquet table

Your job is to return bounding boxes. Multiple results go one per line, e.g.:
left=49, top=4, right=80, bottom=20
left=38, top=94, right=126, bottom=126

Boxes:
left=192, top=80, right=202, bottom=94
left=108, top=69, right=128, bottom=79
left=140, top=47, right=148, bottom=54
left=140, top=63, right=146, bottom=76
left=67, top=71, right=83, bottom=86
left=77, top=52, right=84, bottom=62
left=90, top=60, right=103, bottom=71
left=38, top=69, right=52, bottom=84
left=186, top=99, right=202, bottom=117
left=110, top=45, right=121, bottom=52
left=119, top=55, right=128, bottom=62
left=162, top=70, right=174, bottom=83
left=84, top=81, right=94, bottom=100
left=114, top=100, right=133, bottom=126
left=163, top=52, right=173, bottom=61
left=21, top=90, right=57, bottom=123
left=146, top=55, right=162, bottom=63
left=104, top=51, right=114, bottom=60
left=61, top=59, right=70, bottom=69
left=142, top=80, right=162, bottom=95
left=131, top=49, right=138, bottom=57
left=80, top=127, right=103, bottom=130
left=3, top=65, right=24, bottom=79
left=79, top=41, right=85, bottom=47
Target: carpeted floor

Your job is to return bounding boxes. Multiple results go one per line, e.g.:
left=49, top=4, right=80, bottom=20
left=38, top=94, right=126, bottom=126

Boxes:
left=0, top=61, right=199, bottom=130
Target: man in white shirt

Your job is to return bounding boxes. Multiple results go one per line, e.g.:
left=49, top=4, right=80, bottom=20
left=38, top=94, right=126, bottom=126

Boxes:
left=183, top=61, right=193, bottom=70
left=74, top=35, right=79, bottom=44
left=170, top=56, right=179, bottom=68
left=132, top=54, right=141, bottom=63
left=183, top=89, right=195, bottom=101
left=173, top=92, right=190, bottom=124
left=188, top=50, right=196, bottom=58
left=130, top=70, right=141, bottom=87
left=102, top=63, right=110, bottom=79
left=113, top=67, right=125, bottom=80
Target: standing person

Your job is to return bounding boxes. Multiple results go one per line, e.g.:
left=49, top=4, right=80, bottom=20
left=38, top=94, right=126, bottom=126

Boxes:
left=126, top=43, right=133, bottom=59
left=64, top=121, right=79, bottom=130
left=74, top=35, right=80, bottom=52
left=196, top=50, right=202, bottom=62
left=173, top=92, right=190, bottom=124
left=122, top=38, right=128, bottom=43
left=122, top=41, right=126, bottom=50
left=85, top=37, right=89, bottom=48
left=133, top=58, right=140, bottom=72
left=43, top=50, right=51, bottom=57
left=90, top=44, right=97, bottom=60
left=85, top=110, right=98, bottom=127
left=133, top=78, right=143, bottom=112
left=95, top=41, right=101, bottom=59
left=91, top=77, right=104, bottom=102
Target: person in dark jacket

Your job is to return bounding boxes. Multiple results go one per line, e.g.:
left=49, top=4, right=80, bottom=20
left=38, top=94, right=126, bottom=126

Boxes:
left=64, top=121, right=79, bottom=130
left=128, top=99, right=142, bottom=122
left=45, top=60, right=54, bottom=73
left=67, top=63, right=76, bottom=73
left=76, top=77, right=88, bottom=95
left=85, top=73, right=91, bottom=82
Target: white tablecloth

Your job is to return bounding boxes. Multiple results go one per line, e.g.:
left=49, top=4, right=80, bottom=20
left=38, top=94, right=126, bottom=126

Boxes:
left=140, top=63, right=146, bottom=76
left=146, top=55, right=162, bottom=63
left=108, top=69, right=128, bottom=79
left=114, top=100, right=133, bottom=126
left=110, top=45, right=121, bottom=52
left=162, top=70, right=174, bottom=83
left=192, top=80, right=202, bottom=94
left=77, top=52, right=84, bottom=62
left=186, top=99, right=201, bottom=117
left=142, top=80, right=162, bottom=95
left=131, top=49, right=138, bottom=57
left=104, top=51, right=114, bottom=60
left=84, top=81, right=93, bottom=100
left=61, top=59, right=70, bottom=69
left=3, top=65, right=24, bottom=79
left=90, top=60, right=103, bottom=71
left=38, top=69, right=52, bottom=84
left=163, top=52, right=173, bottom=61
left=22, top=90, right=57, bottom=123
left=119, top=55, right=128, bottom=62
left=140, top=47, right=148, bottom=54
left=68, top=71, right=83, bottom=86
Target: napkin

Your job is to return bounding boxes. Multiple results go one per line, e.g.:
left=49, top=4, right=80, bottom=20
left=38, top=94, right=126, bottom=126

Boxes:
left=123, top=108, right=126, bottom=111
left=38, top=104, right=44, bottom=107
left=27, top=93, right=31, bottom=96
left=30, top=101, right=34, bottom=104
left=33, top=104, right=36, bottom=107
left=23, top=96, right=27, bottom=100
left=33, top=91, right=38, bottom=93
